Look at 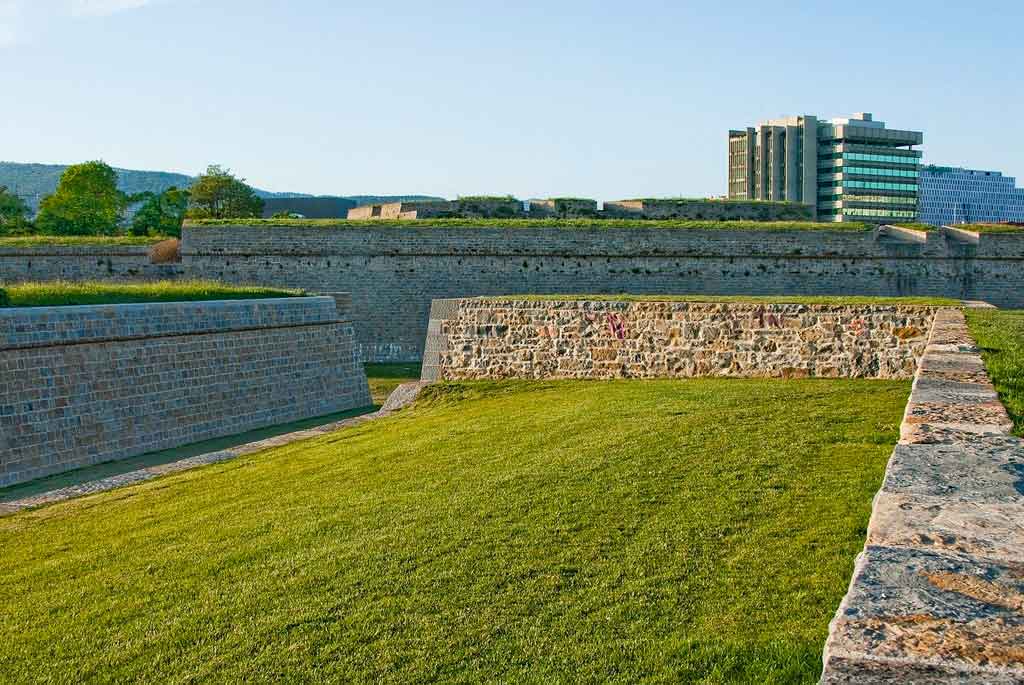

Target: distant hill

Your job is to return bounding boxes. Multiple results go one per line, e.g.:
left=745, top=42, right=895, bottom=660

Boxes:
left=0, top=162, right=443, bottom=213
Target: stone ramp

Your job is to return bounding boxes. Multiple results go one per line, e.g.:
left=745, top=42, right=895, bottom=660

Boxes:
left=820, top=309, right=1024, bottom=683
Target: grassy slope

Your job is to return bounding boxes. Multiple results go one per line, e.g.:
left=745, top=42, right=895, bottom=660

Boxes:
left=0, top=379, right=906, bottom=683
left=0, top=235, right=165, bottom=246
left=495, top=294, right=959, bottom=306
left=954, top=223, right=1024, bottom=234
left=365, top=362, right=422, bottom=405
left=0, top=280, right=304, bottom=307
left=185, top=218, right=868, bottom=231
left=966, top=309, right=1024, bottom=436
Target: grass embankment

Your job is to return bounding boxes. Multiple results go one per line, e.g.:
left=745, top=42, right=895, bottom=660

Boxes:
left=0, top=280, right=304, bottom=307
left=0, top=379, right=907, bottom=682
left=185, top=218, right=869, bottom=231
left=0, top=235, right=165, bottom=247
left=489, top=294, right=960, bottom=306
left=952, top=223, right=1024, bottom=234
left=966, top=309, right=1024, bottom=436
left=365, top=362, right=422, bottom=405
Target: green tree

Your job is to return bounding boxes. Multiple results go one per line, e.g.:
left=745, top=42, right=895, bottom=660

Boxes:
left=130, top=186, right=190, bottom=237
left=186, top=165, right=264, bottom=219
left=0, top=186, right=31, bottom=233
left=35, top=161, right=127, bottom=235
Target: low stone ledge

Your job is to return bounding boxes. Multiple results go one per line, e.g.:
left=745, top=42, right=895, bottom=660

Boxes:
left=824, top=546, right=1024, bottom=682
left=821, top=309, right=1024, bottom=682
left=867, top=493, right=1024, bottom=562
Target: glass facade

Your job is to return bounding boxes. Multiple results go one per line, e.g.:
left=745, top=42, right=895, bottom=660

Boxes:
left=918, top=166, right=1024, bottom=226
left=728, top=113, right=923, bottom=222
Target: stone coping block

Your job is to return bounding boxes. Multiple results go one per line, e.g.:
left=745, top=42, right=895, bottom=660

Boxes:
left=820, top=309, right=1024, bottom=682
left=824, top=546, right=1024, bottom=682
left=0, top=296, right=342, bottom=351
left=867, top=493, right=1024, bottom=562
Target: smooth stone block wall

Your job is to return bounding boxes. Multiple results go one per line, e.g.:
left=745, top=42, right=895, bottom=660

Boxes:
left=0, top=297, right=372, bottom=487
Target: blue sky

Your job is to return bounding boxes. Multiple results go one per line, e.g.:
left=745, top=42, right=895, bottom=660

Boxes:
left=2, top=0, right=1022, bottom=199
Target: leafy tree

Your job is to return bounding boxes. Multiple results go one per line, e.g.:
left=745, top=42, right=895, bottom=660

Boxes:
left=0, top=185, right=31, bottom=233
left=186, top=165, right=264, bottom=219
left=130, top=186, right=190, bottom=237
left=35, top=161, right=127, bottom=235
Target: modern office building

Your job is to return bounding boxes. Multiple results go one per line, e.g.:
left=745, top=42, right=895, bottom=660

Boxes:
left=728, top=113, right=924, bottom=222
left=918, top=165, right=1024, bottom=225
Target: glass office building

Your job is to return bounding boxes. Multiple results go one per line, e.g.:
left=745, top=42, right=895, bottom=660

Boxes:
left=918, top=166, right=1024, bottom=226
left=728, top=113, right=923, bottom=223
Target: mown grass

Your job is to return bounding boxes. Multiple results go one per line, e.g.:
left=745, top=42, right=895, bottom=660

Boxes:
left=966, top=309, right=1024, bottom=436
left=365, top=362, right=422, bottom=404
left=0, top=379, right=907, bottom=683
left=953, top=223, right=1024, bottom=234
left=0, top=235, right=166, bottom=247
left=491, top=294, right=960, bottom=306
left=185, top=218, right=870, bottom=231
left=0, top=280, right=304, bottom=307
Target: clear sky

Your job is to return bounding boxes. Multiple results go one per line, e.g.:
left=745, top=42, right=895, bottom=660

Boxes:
left=2, top=0, right=1022, bottom=199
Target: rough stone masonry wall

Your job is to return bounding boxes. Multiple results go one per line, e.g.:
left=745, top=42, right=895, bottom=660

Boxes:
left=0, top=297, right=372, bottom=488
left=4, top=225, right=1024, bottom=362
left=0, top=244, right=183, bottom=282
left=820, top=309, right=1024, bottom=683
left=426, top=300, right=935, bottom=380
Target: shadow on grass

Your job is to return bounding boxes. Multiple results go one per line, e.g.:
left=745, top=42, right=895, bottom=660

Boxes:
left=0, top=406, right=376, bottom=503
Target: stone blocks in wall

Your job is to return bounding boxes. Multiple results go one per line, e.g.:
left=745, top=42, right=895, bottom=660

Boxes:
left=0, top=296, right=372, bottom=488
left=426, top=299, right=936, bottom=380
left=528, top=198, right=599, bottom=217
left=0, top=244, right=182, bottom=283
left=6, top=223, right=1024, bottom=363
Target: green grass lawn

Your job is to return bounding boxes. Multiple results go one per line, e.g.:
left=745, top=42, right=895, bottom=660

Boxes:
left=0, top=280, right=304, bottom=307
left=0, top=235, right=166, bottom=247
left=953, top=223, right=1024, bottom=233
left=966, top=309, right=1024, bottom=436
left=365, top=362, right=422, bottom=404
left=490, top=294, right=959, bottom=306
left=0, top=379, right=905, bottom=683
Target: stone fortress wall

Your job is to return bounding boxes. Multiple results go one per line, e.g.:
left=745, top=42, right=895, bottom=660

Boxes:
left=1, top=224, right=1023, bottom=362
left=0, top=296, right=371, bottom=487
left=421, top=299, right=936, bottom=381
left=347, top=197, right=813, bottom=221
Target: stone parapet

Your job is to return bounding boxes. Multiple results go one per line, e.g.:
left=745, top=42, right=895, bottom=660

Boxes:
left=820, top=309, right=1024, bottom=683
left=425, top=299, right=936, bottom=380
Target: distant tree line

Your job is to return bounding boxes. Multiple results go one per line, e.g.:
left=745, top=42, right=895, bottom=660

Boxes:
left=0, top=161, right=264, bottom=237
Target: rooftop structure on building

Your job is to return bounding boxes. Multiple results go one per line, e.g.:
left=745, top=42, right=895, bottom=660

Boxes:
left=728, top=112, right=923, bottom=223
left=918, top=165, right=1024, bottom=226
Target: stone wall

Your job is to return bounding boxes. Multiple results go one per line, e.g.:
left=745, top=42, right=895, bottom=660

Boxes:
left=177, top=225, right=1023, bottom=362
left=0, top=244, right=182, bottom=282
left=3, top=224, right=1023, bottom=362
left=0, top=296, right=371, bottom=487
left=602, top=198, right=813, bottom=220
left=821, top=308, right=1024, bottom=682
left=423, top=299, right=935, bottom=381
